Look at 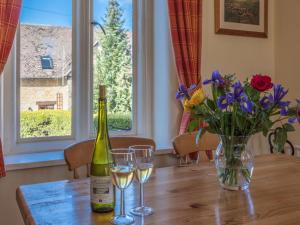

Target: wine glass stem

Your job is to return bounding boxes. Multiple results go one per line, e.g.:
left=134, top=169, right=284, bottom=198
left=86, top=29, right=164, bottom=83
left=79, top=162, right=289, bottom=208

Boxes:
left=140, top=183, right=144, bottom=208
left=120, top=189, right=125, bottom=216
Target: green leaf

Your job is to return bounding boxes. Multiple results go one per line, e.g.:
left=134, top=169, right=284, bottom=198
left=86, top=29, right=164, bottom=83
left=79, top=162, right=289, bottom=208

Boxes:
left=188, top=120, right=199, bottom=133
left=283, top=123, right=295, bottom=132
left=261, top=119, right=273, bottom=136
left=236, top=112, right=246, bottom=131
left=206, top=99, right=216, bottom=111
left=273, top=128, right=288, bottom=152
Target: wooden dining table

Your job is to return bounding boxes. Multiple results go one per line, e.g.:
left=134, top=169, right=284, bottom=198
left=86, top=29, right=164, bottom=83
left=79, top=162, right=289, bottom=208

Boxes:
left=16, top=154, right=300, bottom=225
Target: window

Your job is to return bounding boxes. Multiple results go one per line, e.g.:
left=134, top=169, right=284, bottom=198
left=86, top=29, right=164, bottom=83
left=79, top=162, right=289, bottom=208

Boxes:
left=36, top=101, right=56, bottom=110
left=92, top=0, right=134, bottom=133
left=18, top=0, right=73, bottom=139
left=40, top=56, right=54, bottom=70
left=1, top=0, right=152, bottom=154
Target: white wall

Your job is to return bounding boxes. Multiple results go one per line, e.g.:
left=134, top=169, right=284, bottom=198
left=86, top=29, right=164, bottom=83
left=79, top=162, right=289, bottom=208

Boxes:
left=202, top=0, right=275, bottom=80
left=152, top=0, right=181, bottom=150
left=274, top=0, right=300, bottom=146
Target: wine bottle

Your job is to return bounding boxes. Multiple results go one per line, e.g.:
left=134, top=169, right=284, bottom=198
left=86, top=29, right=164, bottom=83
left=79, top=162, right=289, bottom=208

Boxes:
left=90, top=85, right=115, bottom=213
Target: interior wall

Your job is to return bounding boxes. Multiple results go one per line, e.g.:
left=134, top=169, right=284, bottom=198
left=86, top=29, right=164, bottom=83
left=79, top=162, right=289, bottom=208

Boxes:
left=159, top=0, right=276, bottom=153
left=152, top=0, right=181, bottom=150
left=274, top=0, right=300, bottom=146
left=201, top=0, right=275, bottom=81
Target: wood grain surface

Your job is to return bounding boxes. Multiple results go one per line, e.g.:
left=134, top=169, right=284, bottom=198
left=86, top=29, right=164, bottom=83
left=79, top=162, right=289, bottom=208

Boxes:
left=16, top=155, right=300, bottom=225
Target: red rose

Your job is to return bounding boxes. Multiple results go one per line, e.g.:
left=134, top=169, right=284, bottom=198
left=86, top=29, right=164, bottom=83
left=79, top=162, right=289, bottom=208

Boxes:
left=250, top=74, right=273, bottom=92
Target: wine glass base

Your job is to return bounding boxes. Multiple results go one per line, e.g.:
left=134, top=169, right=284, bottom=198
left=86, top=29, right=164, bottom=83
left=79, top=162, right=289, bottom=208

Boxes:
left=111, top=215, right=135, bottom=225
left=131, top=206, right=154, bottom=216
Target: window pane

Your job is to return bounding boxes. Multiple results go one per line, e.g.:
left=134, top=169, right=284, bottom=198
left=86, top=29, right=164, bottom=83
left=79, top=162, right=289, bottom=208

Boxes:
left=19, top=0, right=72, bottom=138
left=93, top=0, right=133, bottom=132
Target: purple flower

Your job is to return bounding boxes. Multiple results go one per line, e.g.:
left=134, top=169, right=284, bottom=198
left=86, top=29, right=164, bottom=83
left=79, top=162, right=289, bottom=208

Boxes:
left=260, top=95, right=273, bottom=109
left=239, top=93, right=253, bottom=113
left=260, top=84, right=289, bottom=114
left=279, top=101, right=290, bottom=116
left=217, top=93, right=233, bottom=110
left=203, top=70, right=225, bottom=86
left=216, top=82, right=253, bottom=113
left=288, top=99, right=300, bottom=123
left=232, top=81, right=244, bottom=99
left=225, top=93, right=235, bottom=105
left=272, top=84, right=288, bottom=104
left=217, top=92, right=253, bottom=113
left=176, top=84, right=197, bottom=100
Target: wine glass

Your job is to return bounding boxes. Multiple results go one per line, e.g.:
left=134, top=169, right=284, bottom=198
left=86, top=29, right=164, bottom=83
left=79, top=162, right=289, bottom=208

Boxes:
left=110, top=149, right=136, bottom=225
left=130, top=145, right=154, bottom=216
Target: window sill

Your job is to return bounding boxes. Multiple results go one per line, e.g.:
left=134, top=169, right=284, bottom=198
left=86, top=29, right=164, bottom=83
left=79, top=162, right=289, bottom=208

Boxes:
left=4, top=148, right=173, bottom=172
left=5, top=151, right=66, bottom=172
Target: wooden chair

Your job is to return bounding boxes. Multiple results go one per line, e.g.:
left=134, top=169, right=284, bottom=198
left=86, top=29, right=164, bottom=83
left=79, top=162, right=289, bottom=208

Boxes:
left=64, top=139, right=95, bottom=179
left=64, top=137, right=156, bottom=179
left=110, top=136, right=156, bottom=151
left=172, top=132, right=219, bottom=166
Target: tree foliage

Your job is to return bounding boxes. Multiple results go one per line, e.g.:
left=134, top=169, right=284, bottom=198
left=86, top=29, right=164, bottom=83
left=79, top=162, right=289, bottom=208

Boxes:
left=94, top=0, right=132, bottom=114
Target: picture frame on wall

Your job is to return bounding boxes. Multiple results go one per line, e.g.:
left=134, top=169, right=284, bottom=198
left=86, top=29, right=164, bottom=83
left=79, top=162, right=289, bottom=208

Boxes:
left=215, top=0, right=268, bottom=38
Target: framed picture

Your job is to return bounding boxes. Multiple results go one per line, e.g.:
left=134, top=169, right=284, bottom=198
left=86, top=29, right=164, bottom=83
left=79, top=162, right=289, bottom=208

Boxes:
left=215, top=0, right=268, bottom=38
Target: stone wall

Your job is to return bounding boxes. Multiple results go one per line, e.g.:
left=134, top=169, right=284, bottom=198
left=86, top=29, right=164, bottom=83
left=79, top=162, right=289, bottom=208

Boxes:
left=20, top=80, right=71, bottom=111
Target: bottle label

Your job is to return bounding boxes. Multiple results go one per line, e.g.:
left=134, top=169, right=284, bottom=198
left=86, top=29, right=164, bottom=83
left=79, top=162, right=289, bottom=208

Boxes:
left=90, top=176, right=113, bottom=204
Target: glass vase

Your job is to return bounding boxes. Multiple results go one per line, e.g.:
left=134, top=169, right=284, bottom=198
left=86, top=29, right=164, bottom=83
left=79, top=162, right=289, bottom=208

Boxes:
left=215, top=135, right=254, bottom=191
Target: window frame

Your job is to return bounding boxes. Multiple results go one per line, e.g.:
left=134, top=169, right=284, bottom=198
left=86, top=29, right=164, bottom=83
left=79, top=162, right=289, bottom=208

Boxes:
left=0, top=0, right=153, bottom=155
left=15, top=0, right=76, bottom=144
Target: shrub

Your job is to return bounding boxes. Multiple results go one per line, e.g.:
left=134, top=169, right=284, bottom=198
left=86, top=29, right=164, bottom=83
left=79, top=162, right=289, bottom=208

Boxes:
left=20, top=110, right=132, bottom=138
left=93, top=113, right=132, bottom=132
left=20, top=110, right=71, bottom=138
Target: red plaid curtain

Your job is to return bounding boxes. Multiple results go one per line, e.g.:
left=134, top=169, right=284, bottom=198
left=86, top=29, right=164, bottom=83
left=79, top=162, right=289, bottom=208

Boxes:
left=168, top=0, right=203, bottom=134
left=0, top=0, right=22, bottom=177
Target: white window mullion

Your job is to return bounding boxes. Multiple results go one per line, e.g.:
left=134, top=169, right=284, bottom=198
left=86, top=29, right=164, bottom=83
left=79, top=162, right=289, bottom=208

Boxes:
left=74, top=0, right=91, bottom=142
left=2, top=41, right=17, bottom=155
left=136, top=0, right=153, bottom=138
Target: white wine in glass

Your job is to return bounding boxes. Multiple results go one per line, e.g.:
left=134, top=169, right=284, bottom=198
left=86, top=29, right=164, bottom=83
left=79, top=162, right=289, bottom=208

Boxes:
left=130, top=145, right=154, bottom=217
left=110, top=149, right=136, bottom=225
left=135, top=163, right=153, bottom=184
left=111, top=165, right=135, bottom=189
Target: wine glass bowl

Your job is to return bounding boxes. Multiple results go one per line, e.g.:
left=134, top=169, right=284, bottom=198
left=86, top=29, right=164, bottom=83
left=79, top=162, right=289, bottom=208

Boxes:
left=130, top=145, right=154, bottom=216
left=110, top=149, right=136, bottom=225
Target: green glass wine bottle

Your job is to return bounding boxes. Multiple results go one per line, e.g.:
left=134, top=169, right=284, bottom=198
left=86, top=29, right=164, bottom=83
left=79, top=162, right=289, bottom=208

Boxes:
left=90, top=85, right=115, bottom=213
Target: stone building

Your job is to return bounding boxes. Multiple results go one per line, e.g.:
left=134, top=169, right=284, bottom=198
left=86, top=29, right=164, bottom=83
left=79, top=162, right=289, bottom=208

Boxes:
left=20, top=24, right=72, bottom=111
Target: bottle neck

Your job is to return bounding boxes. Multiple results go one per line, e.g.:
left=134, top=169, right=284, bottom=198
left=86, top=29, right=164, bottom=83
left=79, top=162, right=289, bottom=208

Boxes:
left=97, top=98, right=108, bottom=138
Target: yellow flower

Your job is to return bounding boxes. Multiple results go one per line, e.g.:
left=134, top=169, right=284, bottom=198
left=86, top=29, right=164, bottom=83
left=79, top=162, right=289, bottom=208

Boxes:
left=184, top=89, right=205, bottom=111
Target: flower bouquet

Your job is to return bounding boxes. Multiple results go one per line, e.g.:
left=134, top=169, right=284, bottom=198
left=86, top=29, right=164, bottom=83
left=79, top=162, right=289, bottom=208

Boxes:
left=176, top=71, right=299, bottom=190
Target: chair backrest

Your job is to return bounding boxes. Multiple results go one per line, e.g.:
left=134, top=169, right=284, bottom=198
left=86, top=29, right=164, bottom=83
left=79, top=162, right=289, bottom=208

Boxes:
left=172, top=131, right=219, bottom=160
left=64, top=139, right=95, bottom=179
left=64, top=137, right=156, bottom=179
left=110, top=136, right=156, bottom=151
